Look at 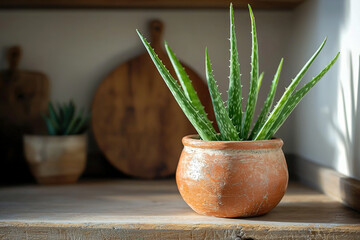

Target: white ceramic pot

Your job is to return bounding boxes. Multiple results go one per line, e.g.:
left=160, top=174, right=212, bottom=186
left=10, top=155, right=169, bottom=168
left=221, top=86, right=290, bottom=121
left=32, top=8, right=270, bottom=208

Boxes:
left=23, top=134, right=87, bottom=184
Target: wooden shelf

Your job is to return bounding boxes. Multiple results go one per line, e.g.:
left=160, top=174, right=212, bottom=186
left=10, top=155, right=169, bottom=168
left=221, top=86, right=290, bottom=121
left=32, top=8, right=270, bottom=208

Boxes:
left=288, top=154, right=360, bottom=212
left=0, top=180, right=359, bottom=239
left=0, top=0, right=305, bottom=9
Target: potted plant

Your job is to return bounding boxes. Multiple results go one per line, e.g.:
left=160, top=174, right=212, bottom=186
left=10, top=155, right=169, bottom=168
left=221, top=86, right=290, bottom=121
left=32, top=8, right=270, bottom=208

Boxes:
left=137, top=4, right=339, bottom=217
left=24, top=101, right=90, bottom=184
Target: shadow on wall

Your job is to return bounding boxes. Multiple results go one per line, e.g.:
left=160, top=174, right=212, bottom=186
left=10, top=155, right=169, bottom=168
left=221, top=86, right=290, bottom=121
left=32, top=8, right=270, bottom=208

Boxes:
left=290, top=0, right=360, bottom=179
left=330, top=0, right=360, bottom=179
left=290, top=0, right=344, bottom=158
left=329, top=55, right=360, bottom=178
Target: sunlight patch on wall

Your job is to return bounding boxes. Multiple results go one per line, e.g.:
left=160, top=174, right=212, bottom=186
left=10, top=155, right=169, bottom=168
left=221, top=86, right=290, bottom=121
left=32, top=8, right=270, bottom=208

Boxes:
left=335, top=1, right=360, bottom=176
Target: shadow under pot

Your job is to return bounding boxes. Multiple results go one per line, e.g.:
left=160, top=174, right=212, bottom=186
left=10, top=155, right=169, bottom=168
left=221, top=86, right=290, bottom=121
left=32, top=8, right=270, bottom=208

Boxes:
left=176, top=135, right=288, bottom=218
left=23, top=134, right=87, bottom=184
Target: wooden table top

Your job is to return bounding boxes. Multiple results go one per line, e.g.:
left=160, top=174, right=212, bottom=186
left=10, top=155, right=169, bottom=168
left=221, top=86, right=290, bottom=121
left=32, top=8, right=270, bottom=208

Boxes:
left=0, top=180, right=359, bottom=239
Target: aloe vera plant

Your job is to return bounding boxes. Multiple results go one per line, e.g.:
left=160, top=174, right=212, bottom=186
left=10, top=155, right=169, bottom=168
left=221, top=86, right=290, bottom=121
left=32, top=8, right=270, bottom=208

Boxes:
left=42, top=101, right=90, bottom=136
left=137, top=4, right=339, bottom=141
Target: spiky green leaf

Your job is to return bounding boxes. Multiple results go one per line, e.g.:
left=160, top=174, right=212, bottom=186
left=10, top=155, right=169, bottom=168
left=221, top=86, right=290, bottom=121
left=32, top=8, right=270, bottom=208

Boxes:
left=241, top=4, right=259, bottom=139
left=206, top=49, right=240, bottom=141
left=137, top=30, right=219, bottom=141
left=257, top=72, right=264, bottom=92
left=43, top=101, right=89, bottom=135
left=250, top=59, right=283, bottom=139
left=48, top=102, right=59, bottom=125
left=165, top=42, right=207, bottom=117
left=57, top=103, right=64, bottom=122
left=64, top=112, right=78, bottom=135
left=254, top=38, right=327, bottom=140
left=72, top=113, right=90, bottom=134
left=42, top=114, right=57, bottom=135
left=264, top=52, right=340, bottom=139
left=62, top=102, right=75, bottom=132
left=227, top=3, right=243, bottom=134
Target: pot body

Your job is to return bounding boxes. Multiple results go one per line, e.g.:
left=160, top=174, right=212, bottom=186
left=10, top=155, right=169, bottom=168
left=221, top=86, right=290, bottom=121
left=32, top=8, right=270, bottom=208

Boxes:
left=23, top=134, right=87, bottom=184
left=176, top=135, right=288, bottom=218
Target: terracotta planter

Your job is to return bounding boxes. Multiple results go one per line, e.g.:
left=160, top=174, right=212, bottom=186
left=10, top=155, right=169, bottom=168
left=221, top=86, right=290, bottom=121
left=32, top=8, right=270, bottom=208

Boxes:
left=23, top=134, right=87, bottom=184
left=176, top=135, right=288, bottom=218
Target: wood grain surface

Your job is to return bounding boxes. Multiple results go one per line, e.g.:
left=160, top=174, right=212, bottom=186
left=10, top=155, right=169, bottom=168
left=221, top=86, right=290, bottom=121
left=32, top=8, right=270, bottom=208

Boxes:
left=0, top=0, right=305, bottom=9
left=0, top=46, right=49, bottom=184
left=290, top=154, right=360, bottom=212
left=92, top=20, right=214, bottom=179
left=0, top=181, right=359, bottom=239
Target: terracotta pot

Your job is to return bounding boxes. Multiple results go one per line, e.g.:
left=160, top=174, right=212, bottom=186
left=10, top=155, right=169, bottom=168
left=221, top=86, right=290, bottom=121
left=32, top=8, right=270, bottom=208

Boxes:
left=23, top=134, right=87, bottom=184
left=176, top=135, right=288, bottom=218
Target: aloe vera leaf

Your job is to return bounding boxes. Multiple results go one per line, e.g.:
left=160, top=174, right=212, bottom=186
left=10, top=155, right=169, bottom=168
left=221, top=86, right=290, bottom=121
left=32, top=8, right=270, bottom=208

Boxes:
left=69, top=100, right=75, bottom=120
left=249, top=59, right=283, bottom=139
left=42, top=114, right=57, bottom=135
left=165, top=42, right=207, bottom=117
left=73, top=113, right=90, bottom=134
left=137, top=30, right=219, bottom=141
left=206, top=49, right=240, bottom=141
left=59, top=104, right=66, bottom=133
left=257, top=72, right=264, bottom=92
left=254, top=38, right=327, bottom=140
left=62, top=103, right=70, bottom=132
left=263, top=52, right=340, bottom=139
left=65, top=107, right=85, bottom=135
left=64, top=101, right=76, bottom=133
left=71, top=108, right=88, bottom=134
left=56, top=103, right=64, bottom=123
left=48, top=102, right=59, bottom=125
left=241, top=4, right=259, bottom=139
left=64, top=114, right=78, bottom=135
left=227, top=3, right=243, bottom=133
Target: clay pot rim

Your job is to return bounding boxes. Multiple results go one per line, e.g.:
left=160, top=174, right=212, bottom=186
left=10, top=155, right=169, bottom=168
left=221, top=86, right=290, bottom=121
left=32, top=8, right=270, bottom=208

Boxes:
left=182, top=134, right=283, bottom=150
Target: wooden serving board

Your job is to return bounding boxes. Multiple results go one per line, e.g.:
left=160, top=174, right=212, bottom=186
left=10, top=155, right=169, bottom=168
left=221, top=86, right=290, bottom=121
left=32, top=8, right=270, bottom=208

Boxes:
left=0, top=46, right=49, bottom=184
left=92, top=20, right=214, bottom=179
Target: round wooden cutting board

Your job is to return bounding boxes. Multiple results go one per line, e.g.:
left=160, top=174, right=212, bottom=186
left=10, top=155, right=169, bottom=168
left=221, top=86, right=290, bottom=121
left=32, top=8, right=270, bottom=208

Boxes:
left=92, top=20, right=214, bottom=179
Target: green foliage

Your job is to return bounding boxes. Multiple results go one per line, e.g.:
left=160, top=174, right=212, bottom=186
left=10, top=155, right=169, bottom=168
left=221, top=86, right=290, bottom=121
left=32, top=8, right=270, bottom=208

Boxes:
left=227, top=3, right=243, bottom=135
left=249, top=59, right=282, bottom=139
left=137, top=4, right=339, bottom=141
left=42, top=101, right=90, bottom=136
left=206, top=49, right=240, bottom=141
left=262, top=52, right=340, bottom=140
left=253, top=38, right=328, bottom=140
left=137, top=31, right=219, bottom=141
left=241, top=4, right=260, bottom=140
left=165, top=42, right=208, bottom=118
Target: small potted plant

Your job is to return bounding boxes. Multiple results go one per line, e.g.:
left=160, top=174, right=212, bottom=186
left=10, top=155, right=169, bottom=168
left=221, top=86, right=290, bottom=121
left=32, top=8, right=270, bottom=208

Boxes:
left=24, top=101, right=90, bottom=184
left=137, top=4, right=339, bottom=217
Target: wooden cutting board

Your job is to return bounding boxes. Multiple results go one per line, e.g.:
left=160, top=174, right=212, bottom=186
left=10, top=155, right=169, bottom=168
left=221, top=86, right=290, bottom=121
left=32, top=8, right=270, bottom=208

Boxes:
left=92, top=20, right=214, bottom=179
left=0, top=46, right=49, bottom=183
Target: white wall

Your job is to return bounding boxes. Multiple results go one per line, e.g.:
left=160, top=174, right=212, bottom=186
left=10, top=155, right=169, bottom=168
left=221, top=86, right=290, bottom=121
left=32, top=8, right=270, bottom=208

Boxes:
left=289, top=0, right=360, bottom=179
left=0, top=8, right=295, bottom=149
